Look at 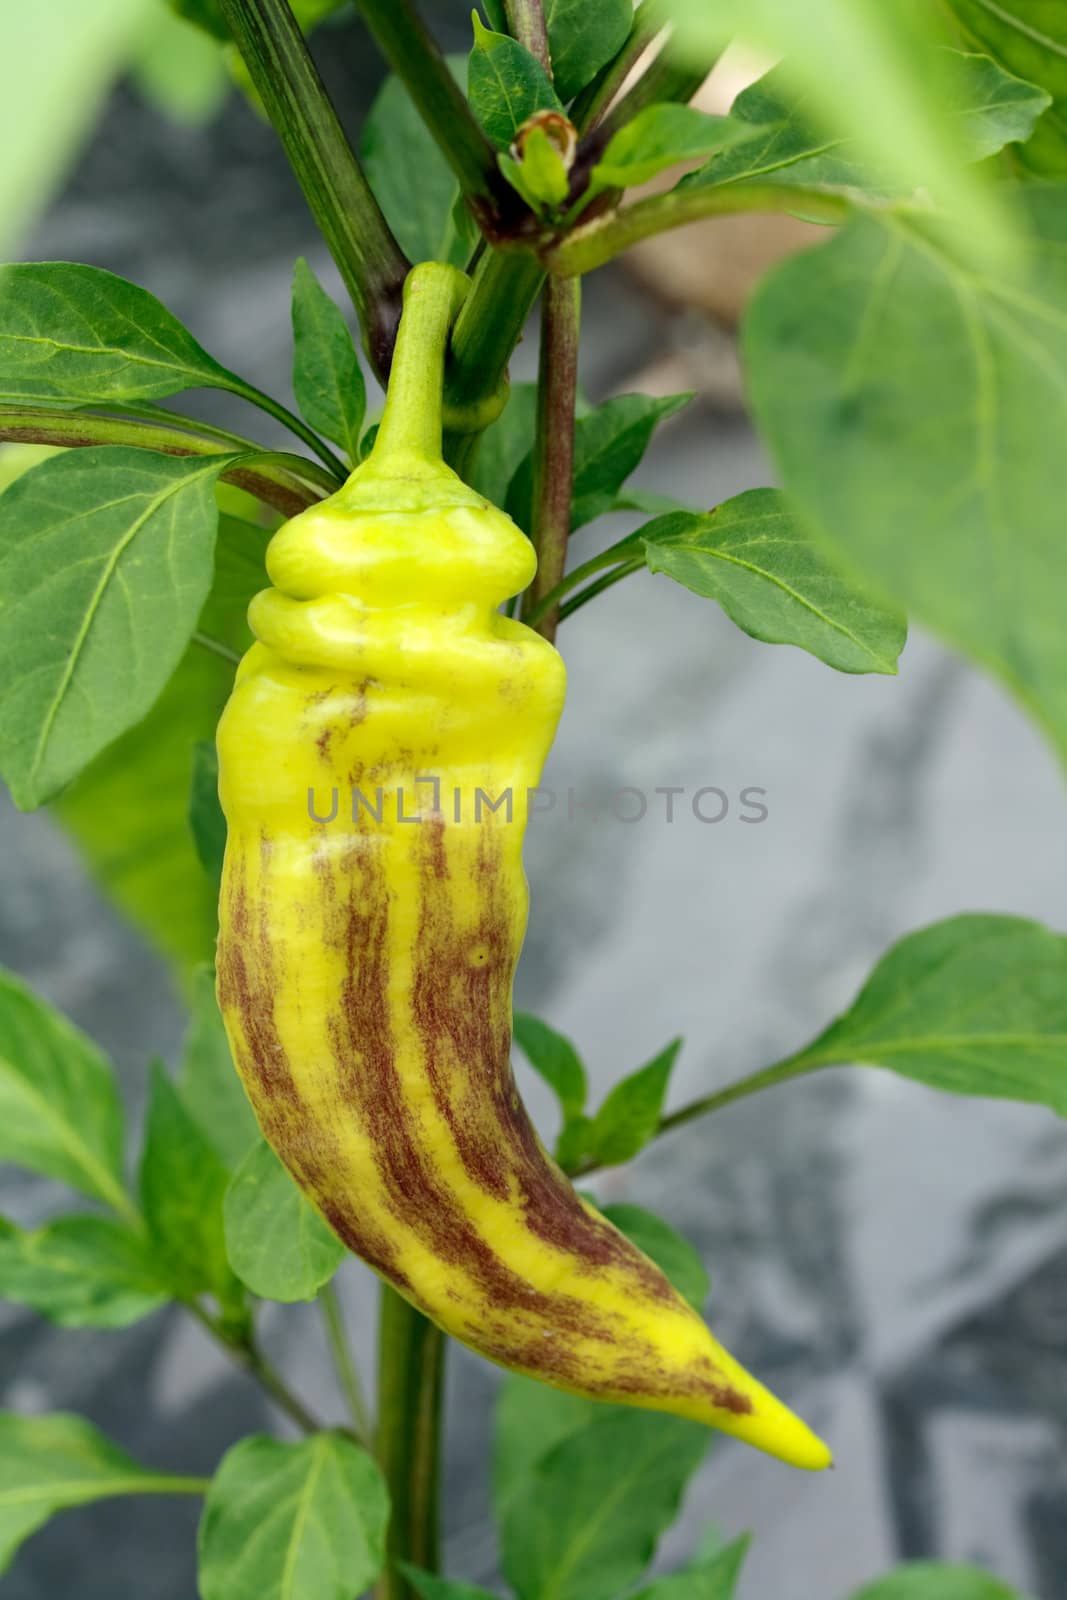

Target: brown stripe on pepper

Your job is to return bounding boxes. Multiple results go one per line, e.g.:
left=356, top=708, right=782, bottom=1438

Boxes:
left=411, top=824, right=675, bottom=1307
left=216, top=847, right=298, bottom=1109
left=326, top=835, right=620, bottom=1340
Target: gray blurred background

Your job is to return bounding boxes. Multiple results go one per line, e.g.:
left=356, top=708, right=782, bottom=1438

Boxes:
left=2, top=7, right=1066, bottom=1596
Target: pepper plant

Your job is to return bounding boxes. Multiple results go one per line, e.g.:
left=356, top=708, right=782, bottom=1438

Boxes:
left=0, top=0, right=1065, bottom=1596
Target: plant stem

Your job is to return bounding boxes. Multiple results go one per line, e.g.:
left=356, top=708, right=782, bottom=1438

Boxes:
left=569, top=1053, right=831, bottom=1178
left=499, top=0, right=568, bottom=578
left=523, top=527, right=646, bottom=628
left=216, top=0, right=408, bottom=380
left=657, top=1055, right=830, bottom=1136
left=521, top=276, right=580, bottom=642
left=557, top=559, right=644, bottom=622
left=233, top=450, right=338, bottom=512
left=442, top=250, right=545, bottom=475
left=139, top=1476, right=214, bottom=1496
left=376, top=1288, right=445, bottom=1599
left=320, top=1282, right=374, bottom=1445
left=0, top=404, right=328, bottom=517
left=186, top=1301, right=325, bottom=1435
left=504, top=0, right=551, bottom=72
left=113, top=405, right=342, bottom=495
left=546, top=184, right=851, bottom=277
left=356, top=0, right=504, bottom=228
left=224, top=378, right=349, bottom=481
left=93, top=402, right=269, bottom=453
left=237, top=1338, right=325, bottom=1435
left=101, top=393, right=346, bottom=483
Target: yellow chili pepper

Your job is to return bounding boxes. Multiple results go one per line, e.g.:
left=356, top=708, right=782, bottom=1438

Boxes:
left=215, top=262, right=831, bottom=1472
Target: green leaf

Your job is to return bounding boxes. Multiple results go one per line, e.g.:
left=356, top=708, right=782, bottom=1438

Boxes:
left=544, top=0, right=633, bottom=102
left=291, top=258, right=365, bottom=462
left=554, top=1112, right=594, bottom=1173
left=0, top=1214, right=167, bottom=1328
left=0, top=969, right=129, bottom=1215
left=512, top=1013, right=591, bottom=1166
left=633, top=1534, right=752, bottom=1600
left=0, top=262, right=251, bottom=405
left=512, top=1012, right=587, bottom=1118
left=189, top=739, right=226, bottom=886
left=947, top=0, right=1067, bottom=174
left=682, top=62, right=888, bottom=195
left=569, top=392, right=692, bottom=528
left=0, top=447, right=227, bottom=808
left=177, top=966, right=260, bottom=1170
left=507, top=392, right=692, bottom=533
left=52, top=511, right=269, bottom=976
left=788, top=914, right=1067, bottom=1113
left=950, top=50, right=1053, bottom=162
left=664, top=0, right=1013, bottom=263
left=399, top=1566, right=502, bottom=1600
left=850, top=1566, right=1024, bottom=1600
left=0, top=1410, right=205, bottom=1575
left=362, top=60, right=473, bottom=266
left=469, top=380, right=539, bottom=507
left=692, top=1526, right=731, bottom=1565
left=197, top=1433, right=389, bottom=1600
left=592, top=105, right=743, bottom=194
left=743, top=189, right=1067, bottom=763
left=224, top=1139, right=344, bottom=1302
left=598, top=1202, right=709, bottom=1311
left=469, top=16, right=563, bottom=150
left=641, top=491, right=907, bottom=675
left=500, top=1407, right=710, bottom=1600
left=685, top=52, right=1049, bottom=197
left=494, top=1374, right=599, bottom=1519
left=587, top=1038, right=680, bottom=1166
left=139, top=1061, right=239, bottom=1304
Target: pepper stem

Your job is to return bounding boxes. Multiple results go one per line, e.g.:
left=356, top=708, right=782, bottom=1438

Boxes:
left=367, top=263, right=470, bottom=471
left=375, top=1287, right=445, bottom=1598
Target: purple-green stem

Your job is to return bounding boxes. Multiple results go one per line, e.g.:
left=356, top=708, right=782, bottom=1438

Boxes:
left=215, top=0, right=408, bottom=381
left=522, top=275, right=581, bottom=642
left=0, top=404, right=333, bottom=517
left=504, top=0, right=552, bottom=72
